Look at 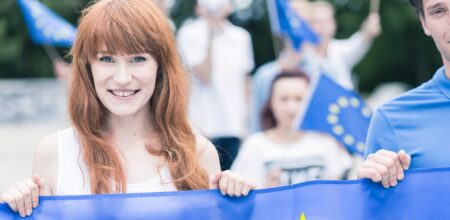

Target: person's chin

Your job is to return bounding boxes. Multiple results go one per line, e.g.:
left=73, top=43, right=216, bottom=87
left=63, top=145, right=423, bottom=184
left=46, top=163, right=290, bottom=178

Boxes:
left=107, top=108, right=139, bottom=117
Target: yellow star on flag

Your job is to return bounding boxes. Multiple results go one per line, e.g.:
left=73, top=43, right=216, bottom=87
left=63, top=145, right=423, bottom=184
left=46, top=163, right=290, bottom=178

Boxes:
left=300, top=212, right=306, bottom=220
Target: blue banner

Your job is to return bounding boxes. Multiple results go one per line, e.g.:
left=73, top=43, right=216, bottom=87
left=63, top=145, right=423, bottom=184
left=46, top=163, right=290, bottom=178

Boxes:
left=17, top=0, right=77, bottom=47
left=299, top=73, right=371, bottom=155
left=2, top=167, right=450, bottom=219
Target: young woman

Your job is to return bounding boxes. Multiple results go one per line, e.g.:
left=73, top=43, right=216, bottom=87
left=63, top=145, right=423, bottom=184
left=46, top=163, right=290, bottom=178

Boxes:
left=0, top=0, right=254, bottom=217
left=232, top=70, right=352, bottom=188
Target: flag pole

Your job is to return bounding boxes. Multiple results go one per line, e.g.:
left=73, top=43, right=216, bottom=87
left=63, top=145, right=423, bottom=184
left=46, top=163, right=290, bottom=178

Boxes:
left=266, top=0, right=283, bottom=56
left=43, top=45, right=62, bottom=61
left=292, top=70, right=321, bottom=130
left=370, top=0, right=380, bottom=13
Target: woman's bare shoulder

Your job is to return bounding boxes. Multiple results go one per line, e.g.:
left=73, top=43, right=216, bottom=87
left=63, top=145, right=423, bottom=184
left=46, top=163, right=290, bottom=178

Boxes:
left=35, top=133, right=58, bottom=159
left=32, top=132, right=59, bottom=195
left=195, top=134, right=220, bottom=175
left=195, top=134, right=216, bottom=155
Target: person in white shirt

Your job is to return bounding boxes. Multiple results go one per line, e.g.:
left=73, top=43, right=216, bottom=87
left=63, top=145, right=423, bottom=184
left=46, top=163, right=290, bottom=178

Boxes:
left=177, top=0, right=254, bottom=171
left=233, top=69, right=352, bottom=188
left=305, top=0, right=382, bottom=90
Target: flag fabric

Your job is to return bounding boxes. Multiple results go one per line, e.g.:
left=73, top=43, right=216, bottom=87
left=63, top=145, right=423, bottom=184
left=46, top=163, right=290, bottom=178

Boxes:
left=16, top=0, right=76, bottom=47
left=298, top=73, right=372, bottom=155
left=2, top=167, right=450, bottom=219
left=270, top=0, right=320, bottom=50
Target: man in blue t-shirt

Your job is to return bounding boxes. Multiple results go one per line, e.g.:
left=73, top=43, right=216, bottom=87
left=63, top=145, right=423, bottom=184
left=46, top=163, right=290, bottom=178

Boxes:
left=357, top=0, right=450, bottom=188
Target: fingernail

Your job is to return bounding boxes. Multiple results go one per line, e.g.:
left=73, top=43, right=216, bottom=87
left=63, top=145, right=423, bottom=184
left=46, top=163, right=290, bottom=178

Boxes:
left=392, top=181, right=397, bottom=186
left=27, top=209, right=32, bottom=215
left=33, top=202, right=37, bottom=207
left=398, top=174, right=404, bottom=180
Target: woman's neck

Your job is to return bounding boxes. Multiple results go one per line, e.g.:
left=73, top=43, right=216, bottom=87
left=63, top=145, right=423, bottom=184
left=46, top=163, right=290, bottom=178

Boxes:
left=266, top=125, right=302, bottom=145
left=107, top=109, right=155, bottom=150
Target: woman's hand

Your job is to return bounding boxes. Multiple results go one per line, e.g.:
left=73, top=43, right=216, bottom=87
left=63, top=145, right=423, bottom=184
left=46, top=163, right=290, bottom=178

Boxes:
left=0, top=175, right=44, bottom=217
left=357, top=149, right=411, bottom=188
left=209, top=170, right=256, bottom=197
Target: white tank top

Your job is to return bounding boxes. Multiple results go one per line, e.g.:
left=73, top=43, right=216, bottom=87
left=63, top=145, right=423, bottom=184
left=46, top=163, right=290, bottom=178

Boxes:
left=56, top=127, right=177, bottom=195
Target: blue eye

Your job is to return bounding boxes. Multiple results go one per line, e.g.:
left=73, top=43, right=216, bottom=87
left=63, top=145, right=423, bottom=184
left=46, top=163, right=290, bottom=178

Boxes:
left=131, top=56, right=147, bottom=63
left=99, top=56, right=113, bottom=63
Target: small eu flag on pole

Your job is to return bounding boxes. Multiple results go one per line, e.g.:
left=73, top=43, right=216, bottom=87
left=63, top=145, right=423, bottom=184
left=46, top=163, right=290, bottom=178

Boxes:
left=274, top=0, right=320, bottom=50
left=298, top=73, right=372, bottom=155
left=16, top=0, right=76, bottom=47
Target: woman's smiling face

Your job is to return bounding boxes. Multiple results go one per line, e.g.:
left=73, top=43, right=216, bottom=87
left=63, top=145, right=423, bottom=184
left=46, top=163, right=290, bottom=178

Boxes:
left=90, top=45, right=159, bottom=117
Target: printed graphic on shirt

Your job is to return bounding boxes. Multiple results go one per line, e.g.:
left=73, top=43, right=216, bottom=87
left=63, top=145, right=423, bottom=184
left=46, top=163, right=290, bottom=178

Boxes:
left=264, top=156, right=326, bottom=185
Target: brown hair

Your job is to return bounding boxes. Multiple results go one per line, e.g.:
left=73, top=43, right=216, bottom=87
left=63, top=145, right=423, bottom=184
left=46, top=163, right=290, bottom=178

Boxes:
left=69, top=0, right=208, bottom=194
left=260, top=69, right=309, bottom=130
left=409, top=0, right=424, bottom=18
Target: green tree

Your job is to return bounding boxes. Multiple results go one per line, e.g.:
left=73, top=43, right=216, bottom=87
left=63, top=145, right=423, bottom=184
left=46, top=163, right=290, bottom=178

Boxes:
left=0, top=0, right=90, bottom=78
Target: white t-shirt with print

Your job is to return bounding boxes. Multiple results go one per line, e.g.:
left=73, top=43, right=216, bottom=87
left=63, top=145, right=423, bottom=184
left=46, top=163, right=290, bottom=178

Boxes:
left=232, top=131, right=353, bottom=188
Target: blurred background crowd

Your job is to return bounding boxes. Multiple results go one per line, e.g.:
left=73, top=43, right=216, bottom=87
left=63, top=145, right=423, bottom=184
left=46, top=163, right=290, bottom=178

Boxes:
left=0, top=0, right=442, bottom=192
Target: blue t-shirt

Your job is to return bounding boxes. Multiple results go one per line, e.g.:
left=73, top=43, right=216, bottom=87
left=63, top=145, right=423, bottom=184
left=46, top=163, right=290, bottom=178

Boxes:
left=365, top=67, right=450, bottom=169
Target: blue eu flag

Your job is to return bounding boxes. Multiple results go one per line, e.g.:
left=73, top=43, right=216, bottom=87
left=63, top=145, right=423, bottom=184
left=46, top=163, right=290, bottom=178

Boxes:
left=275, top=0, right=320, bottom=50
left=3, top=168, right=450, bottom=219
left=17, top=0, right=77, bottom=47
left=298, top=73, right=372, bottom=155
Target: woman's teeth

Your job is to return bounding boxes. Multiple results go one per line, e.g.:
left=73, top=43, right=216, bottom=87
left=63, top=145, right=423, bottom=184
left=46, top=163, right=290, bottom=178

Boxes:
left=110, top=90, right=138, bottom=97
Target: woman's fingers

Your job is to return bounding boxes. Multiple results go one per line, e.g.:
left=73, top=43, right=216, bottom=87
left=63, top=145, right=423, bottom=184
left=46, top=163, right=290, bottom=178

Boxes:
left=225, top=173, right=237, bottom=196
left=218, top=171, right=231, bottom=196
left=232, top=176, right=245, bottom=197
left=0, top=176, right=44, bottom=217
left=242, top=183, right=255, bottom=196
left=208, top=172, right=222, bottom=189
left=25, top=178, right=39, bottom=208
left=16, top=181, right=33, bottom=217
left=9, top=187, right=26, bottom=217
left=0, top=191, right=18, bottom=213
left=216, top=170, right=254, bottom=197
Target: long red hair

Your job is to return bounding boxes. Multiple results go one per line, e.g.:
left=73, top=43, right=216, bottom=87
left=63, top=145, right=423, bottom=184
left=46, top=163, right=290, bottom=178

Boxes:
left=69, top=0, right=209, bottom=194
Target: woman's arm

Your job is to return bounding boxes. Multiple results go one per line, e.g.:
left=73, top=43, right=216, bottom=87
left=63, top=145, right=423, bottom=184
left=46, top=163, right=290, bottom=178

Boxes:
left=0, top=133, right=58, bottom=217
left=196, top=135, right=255, bottom=197
left=32, top=133, right=58, bottom=195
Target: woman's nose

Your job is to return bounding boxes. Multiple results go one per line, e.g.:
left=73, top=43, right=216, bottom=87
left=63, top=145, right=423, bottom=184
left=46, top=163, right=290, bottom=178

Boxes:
left=113, top=64, right=132, bottom=85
